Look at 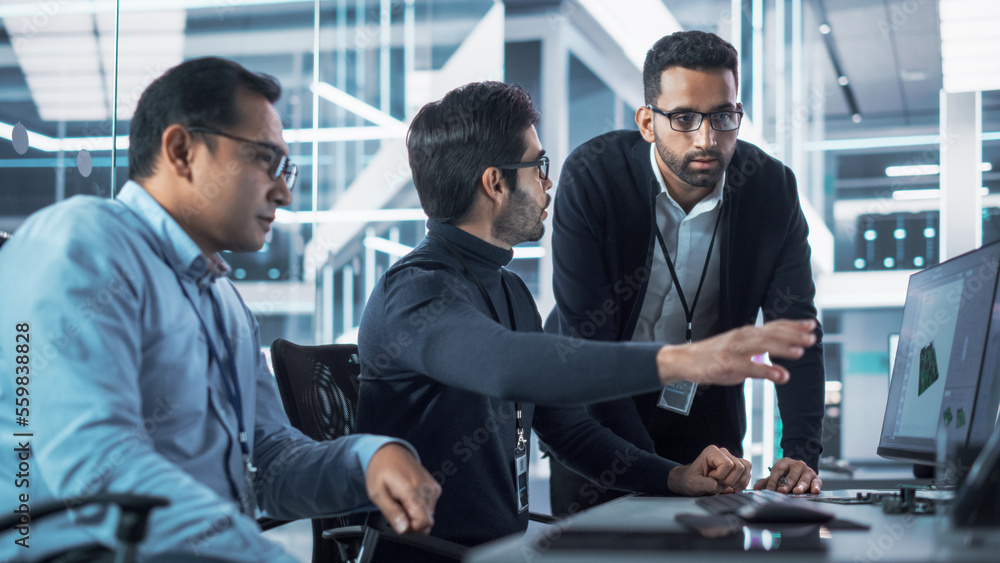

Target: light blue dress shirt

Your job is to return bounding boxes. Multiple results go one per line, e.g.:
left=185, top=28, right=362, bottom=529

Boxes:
left=0, top=182, right=408, bottom=562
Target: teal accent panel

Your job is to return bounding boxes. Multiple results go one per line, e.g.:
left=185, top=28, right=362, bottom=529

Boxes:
left=846, top=351, right=889, bottom=375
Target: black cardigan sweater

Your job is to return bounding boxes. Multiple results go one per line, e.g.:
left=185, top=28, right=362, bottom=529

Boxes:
left=545, top=130, right=825, bottom=470
left=357, top=220, right=684, bottom=548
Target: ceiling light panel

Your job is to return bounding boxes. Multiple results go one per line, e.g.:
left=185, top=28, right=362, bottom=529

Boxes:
left=940, top=0, right=1000, bottom=93
left=1, top=1, right=185, bottom=122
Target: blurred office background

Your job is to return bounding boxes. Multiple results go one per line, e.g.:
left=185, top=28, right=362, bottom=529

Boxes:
left=1, top=0, right=997, bottom=555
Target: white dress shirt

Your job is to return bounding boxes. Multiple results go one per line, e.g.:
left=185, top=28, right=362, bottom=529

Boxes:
left=632, top=144, right=725, bottom=345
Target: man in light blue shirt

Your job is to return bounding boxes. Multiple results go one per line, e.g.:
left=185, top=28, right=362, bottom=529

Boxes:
left=0, top=57, right=439, bottom=562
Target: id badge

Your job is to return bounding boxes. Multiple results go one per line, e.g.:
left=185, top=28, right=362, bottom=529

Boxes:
left=657, top=379, right=697, bottom=415
left=515, top=451, right=529, bottom=513
left=242, top=459, right=258, bottom=515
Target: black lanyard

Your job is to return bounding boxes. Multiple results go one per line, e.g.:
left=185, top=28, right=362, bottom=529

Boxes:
left=653, top=203, right=723, bottom=343
left=177, top=277, right=257, bottom=511
left=429, top=233, right=526, bottom=455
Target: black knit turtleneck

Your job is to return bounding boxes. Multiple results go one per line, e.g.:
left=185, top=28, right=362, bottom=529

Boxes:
left=357, top=219, right=678, bottom=549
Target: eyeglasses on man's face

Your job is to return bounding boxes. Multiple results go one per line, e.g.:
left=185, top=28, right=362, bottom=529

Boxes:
left=645, top=105, right=744, bottom=132
left=188, top=126, right=298, bottom=189
left=498, top=155, right=550, bottom=181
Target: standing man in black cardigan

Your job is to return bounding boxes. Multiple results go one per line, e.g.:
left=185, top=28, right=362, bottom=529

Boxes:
left=546, top=30, right=825, bottom=516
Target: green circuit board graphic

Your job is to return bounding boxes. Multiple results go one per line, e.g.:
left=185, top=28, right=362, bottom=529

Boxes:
left=918, top=342, right=940, bottom=396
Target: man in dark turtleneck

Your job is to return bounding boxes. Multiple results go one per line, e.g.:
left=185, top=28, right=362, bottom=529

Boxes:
left=355, top=81, right=817, bottom=552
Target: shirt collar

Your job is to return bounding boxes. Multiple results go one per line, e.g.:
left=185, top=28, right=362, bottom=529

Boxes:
left=117, top=181, right=231, bottom=286
left=649, top=143, right=725, bottom=217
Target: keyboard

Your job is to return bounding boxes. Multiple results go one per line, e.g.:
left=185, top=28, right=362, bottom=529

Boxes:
left=695, top=490, right=835, bottom=524
left=695, top=489, right=789, bottom=515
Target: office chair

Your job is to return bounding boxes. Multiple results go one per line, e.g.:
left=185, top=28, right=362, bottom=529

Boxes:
left=268, top=339, right=467, bottom=563
left=0, top=493, right=168, bottom=563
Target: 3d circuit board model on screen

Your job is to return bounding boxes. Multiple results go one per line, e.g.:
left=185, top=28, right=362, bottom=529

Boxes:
left=918, top=341, right=940, bottom=396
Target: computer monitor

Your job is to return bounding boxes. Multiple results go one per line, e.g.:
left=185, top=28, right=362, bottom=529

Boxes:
left=878, top=241, right=1000, bottom=468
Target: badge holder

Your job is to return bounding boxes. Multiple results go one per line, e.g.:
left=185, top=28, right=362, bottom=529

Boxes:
left=657, top=379, right=697, bottom=415
left=515, top=432, right=529, bottom=513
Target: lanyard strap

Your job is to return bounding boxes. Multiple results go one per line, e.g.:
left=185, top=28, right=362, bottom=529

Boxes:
left=177, top=280, right=256, bottom=475
left=653, top=203, right=723, bottom=343
left=429, top=233, right=525, bottom=452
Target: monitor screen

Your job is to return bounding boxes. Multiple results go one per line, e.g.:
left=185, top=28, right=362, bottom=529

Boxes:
left=878, top=241, right=1000, bottom=466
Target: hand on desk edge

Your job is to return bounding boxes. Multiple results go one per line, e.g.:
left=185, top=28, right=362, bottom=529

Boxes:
left=667, top=445, right=752, bottom=496
left=753, top=457, right=823, bottom=494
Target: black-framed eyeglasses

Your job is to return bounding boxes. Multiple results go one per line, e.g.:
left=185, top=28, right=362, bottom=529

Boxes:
left=498, top=155, right=550, bottom=181
left=646, top=105, right=744, bottom=132
left=188, top=126, right=298, bottom=189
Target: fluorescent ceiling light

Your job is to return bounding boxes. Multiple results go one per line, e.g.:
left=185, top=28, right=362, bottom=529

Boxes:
left=311, top=82, right=406, bottom=130
left=14, top=34, right=96, bottom=55
left=0, top=121, right=399, bottom=153
left=892, top=187, right=989, bottom=200
left=939, top=0, right=1000, bottom=19
left=807, top=131, right=1000, bottom=152
left=0, top=0, right=312, bottom=17
left=283, top=126, right=406, bottom=143
left=9, top=57, right=101, bottom=74
left=31, top=91, right=107, bottom=105
left=363, top=236, right=413, bottom=258
left=276, top=208, right=428, bottom=225
left=0, top=121, right=128, bottom=152
left=25, top=75, right=105, bottom=91
left=885, top=162, right=992, bottom=177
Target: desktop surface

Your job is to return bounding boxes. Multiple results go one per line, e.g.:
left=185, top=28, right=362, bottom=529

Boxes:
left=466, top=491, right=1000, bottom=562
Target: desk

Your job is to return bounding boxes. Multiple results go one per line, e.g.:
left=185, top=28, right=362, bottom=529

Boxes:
left=466, top=491, right=1000, bottom=562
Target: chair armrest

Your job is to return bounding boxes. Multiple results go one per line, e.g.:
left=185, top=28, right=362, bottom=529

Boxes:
left=256, top=517, right=295, bottom=532
left=322, top=514, right=467, bottom=561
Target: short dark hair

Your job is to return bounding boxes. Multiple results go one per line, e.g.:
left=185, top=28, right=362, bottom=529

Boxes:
left=643, top=31, right=739, bottom=105
left=129, top=57, right=282, bottom=181
left=407, top=81, right=540, bottom=224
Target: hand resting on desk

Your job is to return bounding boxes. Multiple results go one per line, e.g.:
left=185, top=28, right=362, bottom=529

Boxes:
left=753, top=457, right=822, bottom=494
left=667, top=445, right=752, bottom=496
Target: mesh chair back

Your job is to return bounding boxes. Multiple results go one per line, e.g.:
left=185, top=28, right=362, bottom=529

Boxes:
left=269, top=339, right=363, bottom=563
